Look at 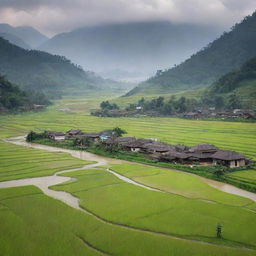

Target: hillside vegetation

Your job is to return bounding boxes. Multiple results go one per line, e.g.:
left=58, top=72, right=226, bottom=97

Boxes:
left=127, top=12, right=256, bottom=95
left=200, top=56, right=256, bottom=109
left=0, top=37, right=104, bottom=98
left=0, top=75, right=50, bottom=112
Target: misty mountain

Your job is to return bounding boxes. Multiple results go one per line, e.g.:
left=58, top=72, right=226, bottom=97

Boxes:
left=40, top=21, right=222, bottom=80
left=0, top=37, right=104, bottom=97
left=0, top=32, right=31, bottom=49
left=126, top=12, right=256, bottom=96
left=0, top=23, right=48, bottom=48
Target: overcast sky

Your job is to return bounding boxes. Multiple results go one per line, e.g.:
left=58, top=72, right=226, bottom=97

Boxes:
left=0, top=0, right=255, bottom=36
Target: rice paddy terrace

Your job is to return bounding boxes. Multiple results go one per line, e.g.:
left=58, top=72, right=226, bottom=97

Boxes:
left=0, top=96, right=256, bottom=255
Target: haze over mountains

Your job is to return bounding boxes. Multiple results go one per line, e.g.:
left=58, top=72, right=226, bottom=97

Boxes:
left=0, top=37, right=107, bottom=98
left=0, top=23, right=48, bottom=48
left=39, top=21, right=222, bottom=81
left=127, top=12, right=256, bottom=96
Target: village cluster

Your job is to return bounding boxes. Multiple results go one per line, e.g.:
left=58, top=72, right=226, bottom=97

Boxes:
left=45, top=128, right=250, bottom=169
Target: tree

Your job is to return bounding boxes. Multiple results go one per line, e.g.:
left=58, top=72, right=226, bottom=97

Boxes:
left=100, top=101, right=119, bottom=110
left=216, top=224, right=223, bottom=238
left=26, top=131, right=37, bottom=142
left=113, top=127, right=127, bottom=137
left=227, top=93, right=241, bottom=110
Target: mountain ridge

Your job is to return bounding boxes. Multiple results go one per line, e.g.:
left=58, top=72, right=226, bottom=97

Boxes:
left=126, top=12, right=256, bottom=96
left=39, top=21, right=222, bottom=80
left=0, top=23, right=48, bottom=48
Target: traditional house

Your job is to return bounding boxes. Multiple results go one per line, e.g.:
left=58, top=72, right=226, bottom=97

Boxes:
left=47, top=131, right=65, bottom=141
left=188, top=144, right=218, bottom=153
left=143, top=141, right=176, bottom=154
left=99, top=130, right=114, bottom=141
left=104, top=137, right=136, bottom=150
left=187, top=144, right=218, bottom=164
left=160, top=151, right=191, bottom=164
left=212, top=150, right=247, bottom=168
left=66, top=129, right=83, bottom=138
left=125, top=139, right=153, bottom=152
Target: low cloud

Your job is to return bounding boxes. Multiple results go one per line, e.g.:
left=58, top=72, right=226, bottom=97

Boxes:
left=0, top=0, right=255, bottom=36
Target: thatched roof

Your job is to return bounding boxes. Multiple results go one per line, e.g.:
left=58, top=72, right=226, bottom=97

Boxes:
left=47, top=131, right=65, bottom=136
left=81, top=133, right=101, bottom=138
left=188, top=152, right=215, bottom=159
left=211, top=150, right=246, bottom=161
left=175, top=145, right=189, bottom=152
left=105, top=137, right=135, bottom=146
left=144, top=142, right=176, bottom=153
left=162, top=151, right=190, bottom=160
left=67, top=129, right=82, bottom=135
left=125, top=138, right=153, bottom=149
left=189, top=144, right=217, bottom=153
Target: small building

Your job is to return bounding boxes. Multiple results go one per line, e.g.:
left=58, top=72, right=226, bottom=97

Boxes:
left=160, top=151, right=191, bottom=164
left=125, top=139, right=153, bottom=152
left=188, top=144, right=218, bottom=153
left=66, top=129, right=83, bottom=137
left=100, top=130, right=114, bottom=141
left=47, top=131, right=65, bottom=141
left=212, top=150, right=247, bottom=168
left=144, top=142, right=175, bottom=154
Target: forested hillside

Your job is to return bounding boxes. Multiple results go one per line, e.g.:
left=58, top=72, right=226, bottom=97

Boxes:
left=127, top=12, right=256, bottom=96
left=204, top=56, right=256, bottom=108
left=0, top=75, right=50, bottom=112
left=210, top=56, right=256, bottom=93
left=0, top=37, right=103, bottom=97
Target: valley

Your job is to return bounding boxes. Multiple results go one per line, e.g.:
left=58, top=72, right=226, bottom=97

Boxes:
left=0, top=95, right=255, bottom=255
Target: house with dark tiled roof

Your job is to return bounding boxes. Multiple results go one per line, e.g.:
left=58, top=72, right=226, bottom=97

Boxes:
left=47, top=131, right=65, bottom=141
left=212, top=150, right=247, bottom=168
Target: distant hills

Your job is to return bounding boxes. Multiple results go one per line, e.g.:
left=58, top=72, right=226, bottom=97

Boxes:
left=39, top=21, right=222, bottom=80
left=0, top=32, right=31, bottom=49
left=127, top=12, right=256, bottom=96
left=0, top=37, right=106, bottom=97
left=0, top=23, right=48, bottom=48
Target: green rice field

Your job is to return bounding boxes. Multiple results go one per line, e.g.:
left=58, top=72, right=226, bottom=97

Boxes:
left=1, top=186, right=255, bottom=256
left=0, top=140, right=88, bottom=182
left=0, top=95, right=256, bottom=255
left=52, top=167, right=256, bottom=247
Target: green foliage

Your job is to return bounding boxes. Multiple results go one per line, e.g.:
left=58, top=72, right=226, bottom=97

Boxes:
left=100, top=100, right=119, bottom=110
left=216, top=224, right=223, bottom=238
left=112, top=127, right=127, bottom=137
left=26, top=131, right=47, bottom=142
left=127, top=12, right=256, bottom=95
left=135, top=96, right=198, bottom=114
left=211, top=56, right=256, bottom=94
left=0, top=75, right=50, bottom=111
left=0, top=37, right=101, bottom=97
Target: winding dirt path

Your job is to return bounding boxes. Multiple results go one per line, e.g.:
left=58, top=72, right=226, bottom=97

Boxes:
left=0, top=136, right=255, bottom=251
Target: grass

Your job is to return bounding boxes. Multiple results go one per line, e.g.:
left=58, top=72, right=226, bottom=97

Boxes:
left=2, top=186, right=255, bottom=256
left=227, top=169, right=256, bottom=185
left=0, top=95, right=256, bottom=255
left=110, top=163, right=255, bottom=206
left=52, top=167, right=256, bottom=248
left=0, top=100, right=255, bottom=160
left=0, top=140, right=91, bottom=182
